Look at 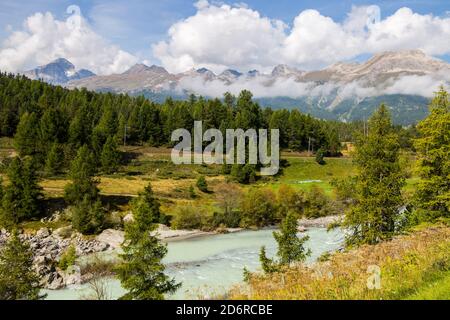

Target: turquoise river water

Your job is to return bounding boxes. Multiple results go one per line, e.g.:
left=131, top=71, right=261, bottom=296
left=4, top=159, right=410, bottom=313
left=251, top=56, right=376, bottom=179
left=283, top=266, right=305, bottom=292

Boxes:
left=44, top=228, right=343, bottom=300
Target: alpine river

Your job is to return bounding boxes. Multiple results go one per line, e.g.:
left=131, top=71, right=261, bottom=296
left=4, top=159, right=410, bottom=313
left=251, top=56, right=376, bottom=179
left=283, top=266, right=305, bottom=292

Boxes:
left=44, top=228, right=343, bottom=300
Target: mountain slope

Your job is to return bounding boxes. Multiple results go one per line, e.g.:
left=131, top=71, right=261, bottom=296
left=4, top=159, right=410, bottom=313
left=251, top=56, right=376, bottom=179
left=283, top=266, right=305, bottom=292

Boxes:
left=24, top=58, right=95, bottom=84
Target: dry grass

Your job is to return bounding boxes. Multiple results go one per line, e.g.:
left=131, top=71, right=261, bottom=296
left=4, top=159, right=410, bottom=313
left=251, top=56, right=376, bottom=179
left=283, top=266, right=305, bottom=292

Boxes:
left=229, top=225, right=450, bottom=300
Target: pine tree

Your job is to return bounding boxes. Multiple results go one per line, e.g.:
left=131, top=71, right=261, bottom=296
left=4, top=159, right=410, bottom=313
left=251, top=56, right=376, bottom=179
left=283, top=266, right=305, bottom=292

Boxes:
left=1, top=157, right=43, bottom=227
left=343, top=105, right=405, bottom=246
left=71, top=196, right=105, bottom=234
left=259, top=246, right=278, bottom=274
left=0, top=230, right=45, bottom=300
left=64, top=145, right=99, bottom=205
left=273, top=212, right=311, bottom=265
left=413, top=87, right=450, bottom=222
left=101, top=136, right=121, bottom=174
left=44, top=143, right=62, bottom=176
left=14, top=112, right=41, bottom=158
left=116, top=183, right=180, bottom=300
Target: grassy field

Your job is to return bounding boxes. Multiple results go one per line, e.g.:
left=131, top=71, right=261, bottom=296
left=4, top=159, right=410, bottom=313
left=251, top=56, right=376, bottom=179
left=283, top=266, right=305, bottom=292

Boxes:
left=0, top=143, right=420, bottom=220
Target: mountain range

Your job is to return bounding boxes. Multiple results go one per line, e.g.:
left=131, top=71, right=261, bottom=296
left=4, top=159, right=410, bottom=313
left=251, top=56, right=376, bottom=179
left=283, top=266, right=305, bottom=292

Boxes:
left=22, top=50, right=450, bottom=125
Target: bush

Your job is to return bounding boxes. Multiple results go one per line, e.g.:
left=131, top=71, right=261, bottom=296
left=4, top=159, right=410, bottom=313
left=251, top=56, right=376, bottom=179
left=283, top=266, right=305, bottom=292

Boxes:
left=241, top=188, right=278, bottom=227
left=172, top=206, right=208, bottom=230
left=58, top=245, right=77, bottom=271
left=315, top=148, right=326, bottom=165
left=71, top=197, right=105, bottom=235
left=196, top=176, right=208, bottom=193
left=277, top=184, right=306, bottom=218
left=304, top=185, right=337, bottom=218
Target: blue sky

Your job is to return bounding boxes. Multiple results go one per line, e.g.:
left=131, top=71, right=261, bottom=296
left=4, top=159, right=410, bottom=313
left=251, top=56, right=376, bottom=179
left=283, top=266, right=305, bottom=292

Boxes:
left=0, top=0, right=450, bottom=73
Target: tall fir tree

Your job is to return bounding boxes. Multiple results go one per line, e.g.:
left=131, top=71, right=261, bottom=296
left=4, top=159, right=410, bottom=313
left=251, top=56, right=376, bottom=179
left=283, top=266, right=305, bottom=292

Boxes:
left=116, top=184, right=180, bottom=300
left=1, top=157, right=43, bottom=228
left=0, top=230, right=45, bottom=300
left=64, top=145, right=99, bottom=204
left=343, top=105, right=405, bottom=246
left=44, top=143, right=62, bottom=176
left=273, top=212, right=311, bottom=265
left=100, top=136, right=121, bottom=174
left=14, top=112, right=41, bottom=158
left=413, top=87, right=450, bottom=221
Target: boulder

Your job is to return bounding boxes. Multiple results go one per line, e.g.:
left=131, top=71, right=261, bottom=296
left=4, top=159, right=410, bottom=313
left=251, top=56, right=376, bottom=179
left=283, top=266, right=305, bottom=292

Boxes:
left=36, top=228, right=50, bottom=238
left=96, top=229, right=124, bottom=249
left=123, top=213, right=134, bottom=224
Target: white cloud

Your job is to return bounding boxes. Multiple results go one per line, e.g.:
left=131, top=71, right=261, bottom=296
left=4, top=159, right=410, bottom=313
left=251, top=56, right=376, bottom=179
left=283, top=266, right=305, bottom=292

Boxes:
left=0, top=11, right=137, bottom=75
left=154, top=2, right=450, bottom=73
left=153, top=1, right=286, bottom=73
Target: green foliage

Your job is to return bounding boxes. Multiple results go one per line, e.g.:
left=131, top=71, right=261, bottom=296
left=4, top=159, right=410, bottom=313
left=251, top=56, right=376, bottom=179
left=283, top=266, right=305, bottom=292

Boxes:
left=14, top=112, right=41, bottom=158
left=413, top=87, right=450, bottom=222
left=1, top=157, right=43, bottom=228
left=277, top=184, right=306, bottom=218
left=241, top=188, right=277, bottom=227
left=330, top=177, right=357, bottom=202
left=116, top=183, right=180, bottom=300
left=0, top=230, right=45, bottom=300
left=188, top=185, right=196, bottom=199
left=231, top=164, right=256, bottom=184
left=315, top=147, right=326, bottom=165
left=44, top=143, right=62, bottom=176
left=71, top=196, right=105, bottom=235
left=196, top=175, right=208, bottom=193
left=64, top=145, right=99, bottom=205
left=101, top=136, right=121, bottom=174
left=273, top=212, right=311, bottom=265
left=304, top=185, right=337, bottom=218
left=129, top=184, right=169, bottom=229
left=259, top=246, right=279, bottom=274
left=343, top=104, right=406, bottom=246
left=172, top=206, right=207, bottom=230
left=58, top=245, right=77, bottom=271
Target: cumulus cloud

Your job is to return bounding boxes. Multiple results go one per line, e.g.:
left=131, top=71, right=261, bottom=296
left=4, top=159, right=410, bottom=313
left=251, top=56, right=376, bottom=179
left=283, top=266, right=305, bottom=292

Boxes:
left=153, top=1, right=286, bottom=73
left=154, top=1, right=450, bottom=73
left=0, top=11, right=137, bottom=75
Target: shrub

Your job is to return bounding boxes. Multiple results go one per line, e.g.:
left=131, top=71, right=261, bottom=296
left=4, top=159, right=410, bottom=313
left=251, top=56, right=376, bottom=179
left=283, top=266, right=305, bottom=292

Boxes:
left=196, top=176, right=208, bottom=193
left=304, top=185, right=337, bottom=218
left=241, top=188, right=278, bottom=227
left=315, top=148, right=326, bottom=165
left=58, top=245, right=77, bottom=271
left=172, top=206, right=208, bottom=230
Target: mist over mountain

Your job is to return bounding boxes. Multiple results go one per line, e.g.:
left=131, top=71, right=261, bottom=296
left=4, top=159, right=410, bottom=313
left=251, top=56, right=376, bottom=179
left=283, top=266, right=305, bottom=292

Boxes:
left=23, top=50, right=449, bottom=125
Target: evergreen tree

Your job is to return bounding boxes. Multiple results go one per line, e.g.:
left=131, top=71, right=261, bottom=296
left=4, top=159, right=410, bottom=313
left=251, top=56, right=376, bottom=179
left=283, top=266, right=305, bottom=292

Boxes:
left=116, top=183, right=180, bottom=300
left=14, top=112, right=41, bottom=158
left=1, top=157, right=43, bottom=227
left=0, top=230, right=45, bottom=300
left=101, top=136, right=121, bottom=174
left=71, top=196, right=105, bottom=234
left=343, top=105, right=405, bottom=246
left=413, top=87, right=450, bottom=222
left=64, top=145, right=99, bottom=205
left=44, top=143, right=62, bottom=176
left=259, top=246, right=279, bottom=274
left=273, top=212, right=311, bottom=265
